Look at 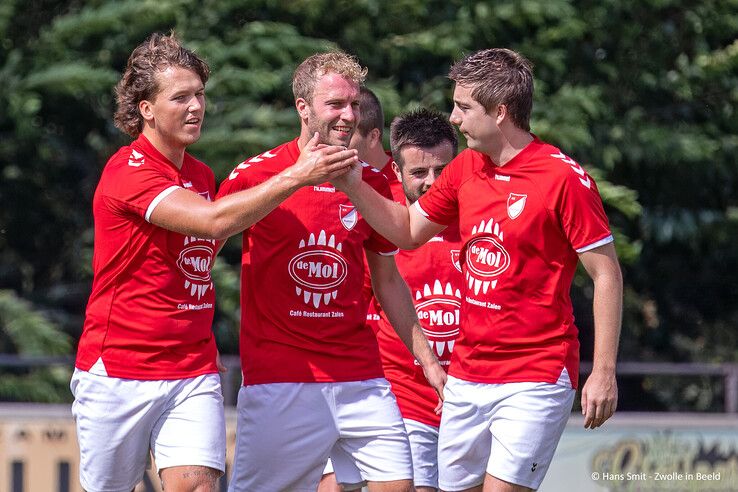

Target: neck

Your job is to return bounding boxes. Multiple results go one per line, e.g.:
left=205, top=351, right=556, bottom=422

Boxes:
left=488, top=128, right=533, bottom=167
left=142, top=129, right=186, bottom=169
left=364, top=144, right=391, bottom=169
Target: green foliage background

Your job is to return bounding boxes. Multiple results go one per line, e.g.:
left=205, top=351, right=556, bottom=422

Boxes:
left=0, top=0, right=736, bottom=408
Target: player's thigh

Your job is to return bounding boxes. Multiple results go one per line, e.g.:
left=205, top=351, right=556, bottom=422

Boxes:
left=160, top=465, right=221, bottom=492
left=229, top=382, right=338, bottom=492
left=486, top=383, right=575, bottom=490
left=404, top=418, right=439, bottom=490
left=71, top=369, right=163, bottom=492
left=152, top=374, right=226, bottom=475
left=437, top=376, right=495, bottom=492
left=334, top=378, right=413, bottom=483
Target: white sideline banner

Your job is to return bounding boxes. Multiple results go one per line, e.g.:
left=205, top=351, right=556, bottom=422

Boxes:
left=541, top=413, right=738, bottom=491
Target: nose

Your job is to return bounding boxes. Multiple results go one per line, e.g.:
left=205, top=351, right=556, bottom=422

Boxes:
left=449, top=108, right=461, bottom=126
left=343, top=104, right=357, bottom=123
left=189, top=95, right=204, bottom=112
left=423, top=172, right=436, bottom=190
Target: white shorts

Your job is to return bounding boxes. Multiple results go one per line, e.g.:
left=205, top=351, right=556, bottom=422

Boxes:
left=404, top=418, right=440, bottom=489
left=438, top=375, right=575, bottom=491
left=70, top=369, right=225, bottom=492
left=327, top=418, right=439, bottom=489
left=228, top=378, right=412, bottom=492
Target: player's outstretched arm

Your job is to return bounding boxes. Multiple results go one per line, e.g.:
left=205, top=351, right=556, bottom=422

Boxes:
left=332, top=171, right=442, bottom=250
left=150, top=133, right=358, bottom=239
left=579, top=242, right=623, bottom=429
left=366, top=251, right=447, bottom=409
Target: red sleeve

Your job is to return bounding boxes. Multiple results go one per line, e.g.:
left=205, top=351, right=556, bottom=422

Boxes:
left=100, top=160, right=180, bottom=222
left=554, top=162, right=613, bottom=253
left=415, top=151, right=465, bottom=226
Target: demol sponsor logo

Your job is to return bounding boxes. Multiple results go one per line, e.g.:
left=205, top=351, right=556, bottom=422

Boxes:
left=288, top=230, right=348, bottom=308
left=178, top=236, right=215, bottom=299
left=415, top=280, right=461, bottom=358
left=465, top=218, right=510, bottom=295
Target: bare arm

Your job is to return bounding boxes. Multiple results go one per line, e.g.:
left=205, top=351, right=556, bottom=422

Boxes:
left=151, top=133, right=358, bottom=239
left=332, top=165, right=444, bottom=249
left=366, top=251, right=446, bottom=409
left=578, top=242, right=623, bottom=429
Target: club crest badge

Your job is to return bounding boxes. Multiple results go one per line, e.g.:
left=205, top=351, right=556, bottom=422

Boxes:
left=450, top=250, right=462, bottom=273
left=507, top=193, right=527, bottom=220
left=339, top=204, right=358, bottom=231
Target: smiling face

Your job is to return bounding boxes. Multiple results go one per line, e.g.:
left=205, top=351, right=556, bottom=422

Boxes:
left=449, top=83, right=501, bottom=157
left=139, top=66, right=205, bottom=152
left=394, top=141, right=455, bottom=204
left=297, top=72, right=360, bottom=147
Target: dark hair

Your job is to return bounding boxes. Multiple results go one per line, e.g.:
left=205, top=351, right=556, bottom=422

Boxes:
left=114, top=32, right=210, bottom=137
left=448, top=48, right=533, bottom=131
left=390, top=108, right=458, bottom=168
left=355, top=87, right=384, bottom=138
left=292, top=51, right=366, bottom=103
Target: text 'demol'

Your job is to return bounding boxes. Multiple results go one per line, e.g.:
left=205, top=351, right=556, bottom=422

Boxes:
left=288, top=251, right=347, bottom=290
left=177, top=246, right=213, bottom=282
left=466, top=238, right=509, bottom=278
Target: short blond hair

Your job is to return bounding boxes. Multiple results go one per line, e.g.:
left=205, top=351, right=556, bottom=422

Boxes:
left=292, top=51, right=367, bottom=103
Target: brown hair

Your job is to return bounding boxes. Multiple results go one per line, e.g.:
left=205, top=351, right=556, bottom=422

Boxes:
left=114, top=32, right=210, bottom=137
left=355, top=86, right=384, bottom=138
left=448, top=48, right=533, bottom=131
left=292, top=51, right=367, bottom=103
left=390, top=108, right=458, bottom=169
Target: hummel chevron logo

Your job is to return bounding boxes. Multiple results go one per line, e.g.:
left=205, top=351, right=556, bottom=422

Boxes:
left=531, top=462, right=538, bottom=472
left=229, top=150, right=279, bottom=180
left=550, top=152, right=591, bottom=189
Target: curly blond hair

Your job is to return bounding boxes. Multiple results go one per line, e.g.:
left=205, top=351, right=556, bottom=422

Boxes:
left=292, top=51, right=367, bottom=103
left=114, top=32, right=210, bottom=137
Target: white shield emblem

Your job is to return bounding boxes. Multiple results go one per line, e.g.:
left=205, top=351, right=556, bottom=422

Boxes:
left=507, top=193, right=527, bottom=220
left=339, top=204, right=358, bottom=231
left=450, top=250, right=462, bottom=273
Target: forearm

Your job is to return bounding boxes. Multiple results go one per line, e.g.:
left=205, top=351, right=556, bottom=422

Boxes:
left=374, top=273, right=438, bottom=368
left=590, top=271, right=623, bottom=373
left=209, top=172, right=301, bottom=238
left=347, top=181, right=418, bottom=249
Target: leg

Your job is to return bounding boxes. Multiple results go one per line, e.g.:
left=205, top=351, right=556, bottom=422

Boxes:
left=482, top=474, right=533, bottom=492
left=317, top=472, right=342, bottom=492
left=71, top=369, right=162, bottom=492
left=160, top=465, right=220, bottom=492
left=151, top=374, right=226, bottom=486
left=437, top=376, right=493, bottom=492
left=229, top=382, right=338, bottom=492
left=485, top=382, right=575, bottom=490
left=403, top=418, right=440, bottom=491
left=366, top=479, right=414, bottom=492
left=334, top=379, right=414, bottom=487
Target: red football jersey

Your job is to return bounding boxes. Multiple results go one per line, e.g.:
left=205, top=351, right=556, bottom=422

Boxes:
left=217, top=138, right=397, bottom=385
left=76, top=134, right=218, bottom=379
left=416, top=137, right=613, bottom=389
left=370, top=170, right=464, bottom=427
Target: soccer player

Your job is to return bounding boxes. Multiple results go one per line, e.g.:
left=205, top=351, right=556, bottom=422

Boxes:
left=71, top=33, right=357, bottom=492
left=218, top=52, right=446, bottom=492
left=333, top=48, right=623, bottom=492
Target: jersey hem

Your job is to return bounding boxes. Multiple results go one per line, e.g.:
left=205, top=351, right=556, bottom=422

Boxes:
left=74, top=364, right=219, bottom=381
left=575, top=234, right=614, bottom=253
left=145, top=185, right=181, bottom=222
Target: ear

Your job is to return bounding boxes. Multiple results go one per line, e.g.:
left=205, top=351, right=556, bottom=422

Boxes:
left=370, top=127, right=383, bottom=146
left=391, top=160, right=401, bottom=181
left=495, top=104, right=508, bottom=125
left=295, top=98, right=309, bottom=120
left=139, top=99, right=155, bottom=123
